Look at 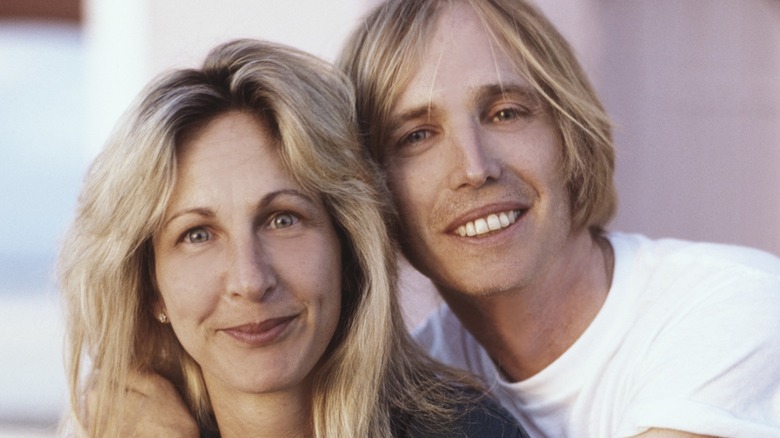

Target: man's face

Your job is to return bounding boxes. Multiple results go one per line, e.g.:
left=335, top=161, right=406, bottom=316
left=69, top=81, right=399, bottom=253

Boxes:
left=383, top=3, right=573, bottom=296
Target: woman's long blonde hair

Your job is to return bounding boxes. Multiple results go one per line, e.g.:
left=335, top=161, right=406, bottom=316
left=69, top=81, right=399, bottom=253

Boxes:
left=60, top=38, right=473, bottom=437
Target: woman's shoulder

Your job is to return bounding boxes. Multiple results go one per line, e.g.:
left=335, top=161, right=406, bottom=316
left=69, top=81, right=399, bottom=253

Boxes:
left=447, top=390, right=529, bottom=438
left=393, top=386, right=530, bottom=438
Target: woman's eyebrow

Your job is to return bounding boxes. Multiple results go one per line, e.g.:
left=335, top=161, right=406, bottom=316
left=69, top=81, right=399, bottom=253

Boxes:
left=162, top=189, right=316, bottom=230
left=259, top=189, right=317, bottom=208
left=162, top=207, right=214, bottom=230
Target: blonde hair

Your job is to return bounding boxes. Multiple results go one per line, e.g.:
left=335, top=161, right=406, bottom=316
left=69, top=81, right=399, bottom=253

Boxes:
left=60, top=39, right=477, bottom=437
left=338, top=0, right=617, bottom=232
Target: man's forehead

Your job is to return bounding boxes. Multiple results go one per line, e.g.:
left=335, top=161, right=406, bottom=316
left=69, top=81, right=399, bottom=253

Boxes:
left=391, top=30, right=530, bottom=112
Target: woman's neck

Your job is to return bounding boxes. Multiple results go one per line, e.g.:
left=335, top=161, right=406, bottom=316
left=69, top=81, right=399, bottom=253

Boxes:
left=209, top=385, right=313, bottom=438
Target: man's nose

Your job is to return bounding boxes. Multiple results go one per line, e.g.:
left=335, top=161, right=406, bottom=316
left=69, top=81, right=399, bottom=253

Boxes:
left=448, top=121, right=501, bottom=189
left=225, top=236, right=277, bottom=301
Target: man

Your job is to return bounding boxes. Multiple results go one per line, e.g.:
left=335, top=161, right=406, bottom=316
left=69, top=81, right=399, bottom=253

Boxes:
left=122, top=0, right=780, bottom=436
left=337, top=0, right=780, bottom=436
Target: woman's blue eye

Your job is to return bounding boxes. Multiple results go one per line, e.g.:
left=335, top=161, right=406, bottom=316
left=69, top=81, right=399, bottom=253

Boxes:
left=186, top=227, right=210, bottom=243
left=269, top=213, right=298, bottom=229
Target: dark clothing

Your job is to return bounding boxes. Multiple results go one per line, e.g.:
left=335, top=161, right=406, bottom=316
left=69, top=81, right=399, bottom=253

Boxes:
left=201, top=389, right=529, bottom=437
left=391, top=391, right=530, bottom=438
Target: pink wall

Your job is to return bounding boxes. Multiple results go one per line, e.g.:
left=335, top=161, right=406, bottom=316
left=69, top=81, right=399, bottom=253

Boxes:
left=539, top=0, right=780, bottom=256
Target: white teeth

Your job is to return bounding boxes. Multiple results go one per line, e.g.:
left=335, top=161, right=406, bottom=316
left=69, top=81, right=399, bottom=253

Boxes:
left=475, top=218, right=488, bottom=234
left=499, top=212, right=510, bottom=227
left=487, top=214, right=501, bottom=231
left=455, top=210, right=520, bottom=237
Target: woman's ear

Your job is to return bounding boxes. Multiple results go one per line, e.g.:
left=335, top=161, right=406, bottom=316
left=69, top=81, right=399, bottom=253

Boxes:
left=153, top=300, right=169, bottom=324
left=145, top=240, right=168, bottom=323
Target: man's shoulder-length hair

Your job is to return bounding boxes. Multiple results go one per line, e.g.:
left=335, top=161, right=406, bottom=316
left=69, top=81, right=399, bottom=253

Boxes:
left=338, top=0, right=617, bottom=232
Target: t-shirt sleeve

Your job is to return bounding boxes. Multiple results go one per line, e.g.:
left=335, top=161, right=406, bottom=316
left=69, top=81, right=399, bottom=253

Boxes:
left=615, top=272, right=780, bottom=437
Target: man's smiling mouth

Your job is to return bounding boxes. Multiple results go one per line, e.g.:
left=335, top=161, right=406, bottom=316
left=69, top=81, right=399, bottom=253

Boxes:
left=455, top=209, right=523, bottom=237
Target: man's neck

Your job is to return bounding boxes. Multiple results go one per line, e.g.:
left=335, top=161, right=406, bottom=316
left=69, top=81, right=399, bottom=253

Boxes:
left=438, top=230, right=614, bottom=381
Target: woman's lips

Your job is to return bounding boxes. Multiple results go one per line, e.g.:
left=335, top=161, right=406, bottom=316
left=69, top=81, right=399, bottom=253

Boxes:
left=222, top=315, right=298, bottom=346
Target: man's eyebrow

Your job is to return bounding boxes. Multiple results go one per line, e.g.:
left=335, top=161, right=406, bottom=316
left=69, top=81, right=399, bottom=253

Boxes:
left=474, top=83, right=539, bottom=103
left=387, top=105, right=442, bottom=135
left=388, top=84, right=539, bottom=129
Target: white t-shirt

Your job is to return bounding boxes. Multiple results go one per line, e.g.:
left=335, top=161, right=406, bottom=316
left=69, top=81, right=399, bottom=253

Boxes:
left=413, top=233, right=780, bottom=437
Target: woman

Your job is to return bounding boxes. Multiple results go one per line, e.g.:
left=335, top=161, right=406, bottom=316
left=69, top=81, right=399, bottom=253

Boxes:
left=59, top=39, right=527, bottom=437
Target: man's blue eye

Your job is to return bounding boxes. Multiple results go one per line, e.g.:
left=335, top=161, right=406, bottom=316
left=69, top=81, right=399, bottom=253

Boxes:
left=408, top=130, right=429, bottom=142
left=493, top=108, right=519, bottom=122
left=400, top=129, right=432, bottom=147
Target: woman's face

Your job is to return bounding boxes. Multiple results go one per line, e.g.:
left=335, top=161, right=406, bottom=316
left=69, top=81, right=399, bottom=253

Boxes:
left=153, top=111, right=342, bottom=399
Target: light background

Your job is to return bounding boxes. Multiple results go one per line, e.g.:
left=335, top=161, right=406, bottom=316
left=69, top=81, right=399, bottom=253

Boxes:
left=1, top=0, right=778, bottom=435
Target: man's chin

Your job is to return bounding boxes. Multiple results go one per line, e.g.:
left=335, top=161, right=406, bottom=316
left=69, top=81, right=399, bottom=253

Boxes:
left=434, top=276, right=527, bottom=300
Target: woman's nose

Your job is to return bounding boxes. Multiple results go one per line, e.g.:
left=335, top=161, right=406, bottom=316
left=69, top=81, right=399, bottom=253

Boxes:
left=225, top=237, right=277, bottom=301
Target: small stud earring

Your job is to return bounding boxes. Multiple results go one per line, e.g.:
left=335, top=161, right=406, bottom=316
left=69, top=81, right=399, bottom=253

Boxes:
left=158, top=313, right=168, bottom=324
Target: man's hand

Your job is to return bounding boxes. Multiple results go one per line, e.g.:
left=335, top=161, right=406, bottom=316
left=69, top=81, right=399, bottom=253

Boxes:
left=90, top=371, right=199, bottom=437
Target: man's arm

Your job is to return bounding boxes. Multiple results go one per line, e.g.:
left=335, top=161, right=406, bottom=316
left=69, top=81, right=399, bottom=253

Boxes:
left=89, top=371, right=199, bottom=437
left=634, top=429, right=711, bottom=438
